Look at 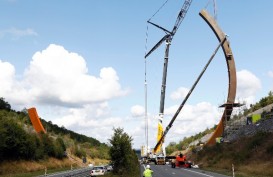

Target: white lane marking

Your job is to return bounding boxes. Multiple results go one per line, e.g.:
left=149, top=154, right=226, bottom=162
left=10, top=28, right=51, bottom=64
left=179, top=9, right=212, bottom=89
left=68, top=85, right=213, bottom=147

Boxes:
left=142, top=164, right=146, bottom=170
left=183, top=168, right=214, bottom=177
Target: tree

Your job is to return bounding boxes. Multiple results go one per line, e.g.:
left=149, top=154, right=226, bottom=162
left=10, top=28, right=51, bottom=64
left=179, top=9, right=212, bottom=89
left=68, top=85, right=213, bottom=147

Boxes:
left=267, top=91, right=273, bottom=104
left=109, top=128, right=139, bottom=177
left=0, top=97, right=11, bottom=111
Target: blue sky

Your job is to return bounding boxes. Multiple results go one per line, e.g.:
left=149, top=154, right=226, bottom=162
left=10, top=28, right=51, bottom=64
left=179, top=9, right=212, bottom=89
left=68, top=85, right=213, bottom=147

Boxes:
left=0, top=0, right=273, bottom=149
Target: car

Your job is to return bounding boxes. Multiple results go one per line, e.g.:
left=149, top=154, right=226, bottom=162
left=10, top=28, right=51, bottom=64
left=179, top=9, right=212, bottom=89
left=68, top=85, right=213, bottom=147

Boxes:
left=90, top=166, right=106, bottom=176
left=106, top=165, right=113, bottom=171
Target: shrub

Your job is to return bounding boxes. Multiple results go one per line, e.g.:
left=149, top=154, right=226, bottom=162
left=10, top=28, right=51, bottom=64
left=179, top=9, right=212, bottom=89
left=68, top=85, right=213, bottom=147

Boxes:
left=266, top=142, right=273, bottom=154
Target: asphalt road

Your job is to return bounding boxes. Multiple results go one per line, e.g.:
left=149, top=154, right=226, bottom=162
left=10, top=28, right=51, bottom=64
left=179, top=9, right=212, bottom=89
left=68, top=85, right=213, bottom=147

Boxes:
left=38, top=164, right=230, bottom=177
left=140, top=164, right=230, bottom=177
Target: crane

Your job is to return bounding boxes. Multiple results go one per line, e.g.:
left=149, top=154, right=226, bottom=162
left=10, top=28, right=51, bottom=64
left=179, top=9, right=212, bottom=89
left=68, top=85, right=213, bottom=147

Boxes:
left=144, top=0, right=193, bottom=156
left=145, top=0, right=192, bottom=58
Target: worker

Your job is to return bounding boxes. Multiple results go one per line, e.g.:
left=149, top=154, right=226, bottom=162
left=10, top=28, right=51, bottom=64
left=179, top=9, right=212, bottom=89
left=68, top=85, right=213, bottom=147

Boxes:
left=179, top=152, right=183, bottom=158
left=143, top=165, right=153, bottom=177
left=171, top=158, right=176, bottom=168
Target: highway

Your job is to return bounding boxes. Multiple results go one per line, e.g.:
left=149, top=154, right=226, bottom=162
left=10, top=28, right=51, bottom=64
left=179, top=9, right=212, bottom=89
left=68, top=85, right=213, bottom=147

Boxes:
left=36, top=164, right=230, bottom=177
left=141, top=164, right=230, bottom=177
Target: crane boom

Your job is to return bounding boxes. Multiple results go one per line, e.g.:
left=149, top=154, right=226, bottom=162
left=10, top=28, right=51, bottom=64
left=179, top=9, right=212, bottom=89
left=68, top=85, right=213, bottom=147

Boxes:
left=153, top=36, right=227, bottom=151
left=171, top=0, right=192, bottom=38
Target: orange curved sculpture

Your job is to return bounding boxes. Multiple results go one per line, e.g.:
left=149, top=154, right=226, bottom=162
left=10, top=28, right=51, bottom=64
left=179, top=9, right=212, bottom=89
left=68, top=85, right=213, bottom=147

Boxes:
left=199, top=9, right=237, bottom=145
left=27, top=107, right=46, bottom=133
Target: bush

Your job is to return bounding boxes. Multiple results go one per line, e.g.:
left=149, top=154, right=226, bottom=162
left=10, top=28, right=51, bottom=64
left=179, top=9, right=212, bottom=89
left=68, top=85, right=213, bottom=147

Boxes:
left=247, top=131, right=269, bottom=151
left=266, top=142, right=273, bottom=154
left=0, top=117, right=36, bottom=160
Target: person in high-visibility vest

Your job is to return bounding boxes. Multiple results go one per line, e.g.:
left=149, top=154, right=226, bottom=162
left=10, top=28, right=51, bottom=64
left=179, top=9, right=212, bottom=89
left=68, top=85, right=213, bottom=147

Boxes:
left=143, top=165, right=153, bottom=177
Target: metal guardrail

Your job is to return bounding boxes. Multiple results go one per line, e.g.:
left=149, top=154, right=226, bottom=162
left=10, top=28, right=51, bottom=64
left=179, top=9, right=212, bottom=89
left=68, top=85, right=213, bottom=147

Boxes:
left=37, top=167, right=93, bottom=177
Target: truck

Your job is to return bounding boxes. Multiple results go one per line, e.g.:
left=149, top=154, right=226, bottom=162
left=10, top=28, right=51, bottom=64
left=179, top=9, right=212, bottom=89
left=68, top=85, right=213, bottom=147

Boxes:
left=171, top=153, right=192, bottom=168
left=155, top=155, right=166, bottom=165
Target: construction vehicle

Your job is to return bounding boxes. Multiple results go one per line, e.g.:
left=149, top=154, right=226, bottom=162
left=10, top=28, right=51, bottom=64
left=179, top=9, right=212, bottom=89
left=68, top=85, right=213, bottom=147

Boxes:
left=171, top=153, right=192, bottom=168
left=155, top=155, right=166, bottom=165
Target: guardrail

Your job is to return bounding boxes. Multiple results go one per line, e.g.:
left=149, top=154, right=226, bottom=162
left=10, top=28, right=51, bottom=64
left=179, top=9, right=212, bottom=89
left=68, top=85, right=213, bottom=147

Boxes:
left=37, top=167, right=93, bottom=177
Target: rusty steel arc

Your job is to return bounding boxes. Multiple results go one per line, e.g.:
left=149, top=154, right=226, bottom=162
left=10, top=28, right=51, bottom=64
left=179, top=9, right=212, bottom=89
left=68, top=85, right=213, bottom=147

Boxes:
left=199, top=9, right=237, bottom=145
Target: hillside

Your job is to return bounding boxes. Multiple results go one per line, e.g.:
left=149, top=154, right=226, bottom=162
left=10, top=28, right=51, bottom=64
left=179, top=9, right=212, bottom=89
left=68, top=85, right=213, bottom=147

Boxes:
left=0, top=97, right=110, bottom=176
left=189, top=120, right=273, bottom=177
left=167, top=92, right=273, bottom=177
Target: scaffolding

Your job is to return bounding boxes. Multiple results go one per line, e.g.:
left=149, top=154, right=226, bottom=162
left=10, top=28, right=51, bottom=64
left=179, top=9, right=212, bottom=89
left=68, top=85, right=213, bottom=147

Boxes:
left=218, top=102, right=245, bottom=138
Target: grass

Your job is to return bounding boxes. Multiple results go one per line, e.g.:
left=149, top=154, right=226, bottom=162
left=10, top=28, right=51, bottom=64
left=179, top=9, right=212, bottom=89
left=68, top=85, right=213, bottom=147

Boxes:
left=189, top=132, right=273, bottom=177
left=0, top=158, right=80, bottom=177
left=0, top=167, right=71, bottom=177
left=104, top=173, right=119, bottom=177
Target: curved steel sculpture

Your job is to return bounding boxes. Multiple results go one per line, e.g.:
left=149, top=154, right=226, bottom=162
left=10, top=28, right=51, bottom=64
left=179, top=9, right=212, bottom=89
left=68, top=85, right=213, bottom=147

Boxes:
left=199, top=9, right=237, bottom=145
left=28, top=107, right=46, bottom=133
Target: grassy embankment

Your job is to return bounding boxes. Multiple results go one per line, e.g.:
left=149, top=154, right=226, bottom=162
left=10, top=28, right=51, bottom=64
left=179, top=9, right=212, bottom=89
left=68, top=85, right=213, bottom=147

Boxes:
left=0, top=156, right=109, bottom=177
left=189, top=132, right=273, bottom=177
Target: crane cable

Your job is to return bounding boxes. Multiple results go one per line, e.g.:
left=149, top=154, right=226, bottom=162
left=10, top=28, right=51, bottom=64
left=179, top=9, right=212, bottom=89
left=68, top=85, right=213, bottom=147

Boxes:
left=205, top=0, right=217, bottom=20
left=144, top=24, right=149, bottom=153
left=148, top=0, right=170, bottom=22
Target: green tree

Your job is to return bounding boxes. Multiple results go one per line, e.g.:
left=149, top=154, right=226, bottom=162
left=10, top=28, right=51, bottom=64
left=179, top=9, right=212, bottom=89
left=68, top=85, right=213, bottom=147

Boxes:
left=109, top=128, right=139, bottom=177
left=267, top=91, right=273, bottom=104
left=166, top=142, right=177, bottom=155
left=0, top=97, right=11, bottom=111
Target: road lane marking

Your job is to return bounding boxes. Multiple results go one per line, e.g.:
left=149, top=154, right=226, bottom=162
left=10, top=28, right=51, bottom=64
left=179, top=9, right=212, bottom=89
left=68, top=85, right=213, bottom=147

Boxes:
left=183, top=169, right=214, bottom=177
left=142, top=164, right=146, bottom=170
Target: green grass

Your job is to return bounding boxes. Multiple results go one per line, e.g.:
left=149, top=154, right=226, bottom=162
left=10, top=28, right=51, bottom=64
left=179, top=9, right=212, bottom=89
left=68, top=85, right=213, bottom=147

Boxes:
left=0, top=166, right=72, bottom=177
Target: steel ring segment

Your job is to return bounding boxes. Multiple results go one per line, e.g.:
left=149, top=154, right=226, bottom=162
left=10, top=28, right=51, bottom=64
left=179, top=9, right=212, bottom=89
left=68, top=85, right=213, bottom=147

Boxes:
left=199, top=9, right=237, bottom=145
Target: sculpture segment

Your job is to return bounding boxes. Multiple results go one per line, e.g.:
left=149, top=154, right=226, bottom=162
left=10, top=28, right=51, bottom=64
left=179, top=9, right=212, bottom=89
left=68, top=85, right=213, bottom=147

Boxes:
left=28, top=107, right=46, bottom=133
left=199, top=9, right=237, bottom=145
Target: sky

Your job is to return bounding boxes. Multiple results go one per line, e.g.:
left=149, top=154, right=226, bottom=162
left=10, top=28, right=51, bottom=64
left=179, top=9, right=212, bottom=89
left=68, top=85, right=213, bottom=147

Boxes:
left=0, top=0, right=273, bottom=149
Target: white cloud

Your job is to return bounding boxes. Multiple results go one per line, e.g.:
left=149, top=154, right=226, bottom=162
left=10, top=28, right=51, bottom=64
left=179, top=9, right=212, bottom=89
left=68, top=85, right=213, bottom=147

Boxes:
left=0, top=60, right=15, bottom=89
left=131, top=105, right=145, bottom=117
left=1, top=44, right=128, bottom=108
left=23, top=44, right=128, bottom=107
left=0, top=60, right=29, bottom=105
left=0, top=27, right=37, bottom=39
left=170, top=87, right=189, bottom=100
left=236, top=70, right=261, bottom=104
